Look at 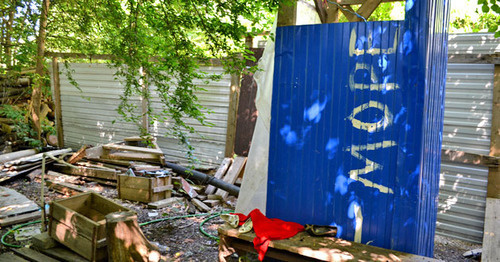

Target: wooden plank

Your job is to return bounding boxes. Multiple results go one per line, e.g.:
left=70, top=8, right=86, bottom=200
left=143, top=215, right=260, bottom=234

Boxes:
left=483, top=64, right=500, bottom=261
left=152, top=185, right=173, bottom=193
left=191, top=198, right=211, bottom=212
left=118, top=175, right=151, bottom=189
left=124, top=136, right=153, bottom=142
left=225, top=73, right=241, bottom=157
left=52, top=57, right=64, bottom=148
left=216, top=157, right=247, bottom=199
left=46, top=180, right=90, bottom=196
left=0, top=211, right=41, bottom=227
left=103, top=144, right=163, bottom=155
left=0, top=149, right=38, bottom=164
left=203, top=199, right=221, bottom=207
left=67, top=145, right=88, bottom=164
left=0, top=186, right=40, bottom=218
left=48, top=220, right=95, bottom=261
left=448, top=53, right=500, bottom=64
left=218, top=225, right=440, bottom=262
left=45, top=170, right=81, bottom=184
left=481, top=198, right=500, bottom=262
left=441, top=149, right=500, bottom=167
left=4, top=148, right=72, bottom=167
left=39, top=247, right=88, bottom=262
left=148, top=197, right=183, bottom=209
left=12, top=247, right=59, bottom=262
left=205, top=158, right=233, bottom=195
left=118, top=187, right=151, bottom=203
left=104, top=152, right=160, bottom=162
left=0, top=252, right=29, bottom=262
left=52, top=164, right=118, bottom=181
left=491, top=64, right=500, bottom=157
left=356, top=0, right=382, bottom=20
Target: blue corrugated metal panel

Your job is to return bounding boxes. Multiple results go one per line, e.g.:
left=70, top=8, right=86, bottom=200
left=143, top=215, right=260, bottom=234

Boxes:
left=267, top=0, right=450, bottom=257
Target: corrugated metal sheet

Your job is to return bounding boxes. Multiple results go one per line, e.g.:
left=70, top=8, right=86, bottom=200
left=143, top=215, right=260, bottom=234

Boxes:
left=149, top=66, right=231, bottom=168
left=448, top=33, right=500, bottom=54
left=437, top=61, right=495, bottom=243
left=267, top=0, right=449, bottom=257
left=53, top=63, right=230, bottom=168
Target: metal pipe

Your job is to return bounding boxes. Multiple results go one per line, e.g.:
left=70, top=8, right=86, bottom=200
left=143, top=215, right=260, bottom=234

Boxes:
left=164, top=161, right=240, bottom=196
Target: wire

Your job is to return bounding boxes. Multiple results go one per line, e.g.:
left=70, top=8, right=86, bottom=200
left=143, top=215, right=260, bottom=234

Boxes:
left=325, top=0, right=368, bottom=22
left=1, top=220, right=42, bottom=248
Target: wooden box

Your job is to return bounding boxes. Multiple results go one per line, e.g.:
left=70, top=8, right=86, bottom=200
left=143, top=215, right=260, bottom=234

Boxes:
left=48, top=192, right=131, bottom=261
left=117, top=175, right=172, bottom=203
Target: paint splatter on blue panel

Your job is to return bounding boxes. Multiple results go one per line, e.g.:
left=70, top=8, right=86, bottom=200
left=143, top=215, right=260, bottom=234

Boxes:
left=267, top=0, right=450, bottom=257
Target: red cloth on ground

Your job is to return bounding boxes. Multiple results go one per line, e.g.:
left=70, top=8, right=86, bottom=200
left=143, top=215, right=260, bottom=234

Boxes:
left=232, top=209, right=304, bottom=261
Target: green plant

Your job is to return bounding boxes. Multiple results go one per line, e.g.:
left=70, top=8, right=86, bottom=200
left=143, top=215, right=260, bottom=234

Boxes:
left=0, top=105, right=54, bottom=148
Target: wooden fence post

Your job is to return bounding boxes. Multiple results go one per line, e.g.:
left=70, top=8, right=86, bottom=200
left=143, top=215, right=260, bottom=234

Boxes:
left=52, top=57, right=64, bottom=148
left=225, top=73, right=241, bottom=157
left=483, top=64, right=500, bottom=261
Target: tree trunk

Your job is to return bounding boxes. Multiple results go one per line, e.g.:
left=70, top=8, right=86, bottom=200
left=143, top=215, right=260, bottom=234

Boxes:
left=105, top=211, right=160, bottom=262
left=5, top=2, right=15, bottom=69
left=31, top=0, right=50, bottom=140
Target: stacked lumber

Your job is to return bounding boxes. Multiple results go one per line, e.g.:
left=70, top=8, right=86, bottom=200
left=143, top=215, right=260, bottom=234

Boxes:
left=148, top=156, right=247, bottom=212
left=0, top=75, right=31, bottom=104
left=0, top=148, right=72, bottom=184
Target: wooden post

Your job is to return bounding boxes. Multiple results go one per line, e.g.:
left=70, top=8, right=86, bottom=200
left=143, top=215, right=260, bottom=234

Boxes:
left=52, top=57, right=64, bottom=147
left=105, top=211, right=160, bottom=262
left=483, top=64, right=500, bottom=261
left=225, top=73, right=241, bottom=157
left=140, top=67, right=149, bottom=133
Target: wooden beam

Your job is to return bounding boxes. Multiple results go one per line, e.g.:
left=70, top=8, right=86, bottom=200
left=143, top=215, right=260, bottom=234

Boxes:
left=441, top=149, right=500, bottom=167
left=102, top=144, right=163, bottom=155
left=339, top=5, right=358, bottom=22
left=225, top=73, right=241, bottom=157
left=52, top=57, right=64, bottom=147
left=448, top=53, right=500, bottom=64
left=356, top=0, right=382, bottom=20
left=491, top=65, right=500, bottom=156
left=45, top=52, right=114, bottom=60
left=483, top=64, right=500, bottom=261
left=325, top=5, right=339, bottom=23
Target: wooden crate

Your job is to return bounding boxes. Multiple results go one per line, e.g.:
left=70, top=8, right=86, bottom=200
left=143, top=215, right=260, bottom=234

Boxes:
left=117, top=175, right=172, bottom=203
left=48, top=192, right=132, bottom=262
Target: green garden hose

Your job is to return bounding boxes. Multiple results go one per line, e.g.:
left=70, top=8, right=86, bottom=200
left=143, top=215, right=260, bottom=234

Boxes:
left=1, top=220, right=42, bottom=248
left=1, top=210, right=233, bottom=248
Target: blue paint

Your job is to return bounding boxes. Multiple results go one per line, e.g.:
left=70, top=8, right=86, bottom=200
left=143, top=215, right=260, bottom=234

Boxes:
left=267, top=0, right=450, bottom=257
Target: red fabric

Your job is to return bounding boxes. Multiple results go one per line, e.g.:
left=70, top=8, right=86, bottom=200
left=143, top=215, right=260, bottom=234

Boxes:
left=232, top=209, right=304, bottom=261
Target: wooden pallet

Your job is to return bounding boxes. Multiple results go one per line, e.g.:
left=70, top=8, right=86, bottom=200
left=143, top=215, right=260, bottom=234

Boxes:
left=0, top=186, right=41, bottom=226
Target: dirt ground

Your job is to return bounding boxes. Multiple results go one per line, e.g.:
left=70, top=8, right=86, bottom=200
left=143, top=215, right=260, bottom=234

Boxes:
left=0, top=173, right=482, bottom=262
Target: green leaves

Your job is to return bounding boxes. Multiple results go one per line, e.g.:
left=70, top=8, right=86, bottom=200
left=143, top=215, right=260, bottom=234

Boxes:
left=475, top=0, right=500, bottom=37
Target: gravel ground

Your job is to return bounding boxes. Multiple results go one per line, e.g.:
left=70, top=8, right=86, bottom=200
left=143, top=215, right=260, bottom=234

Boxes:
left=0, top=171, right=483, bottom=262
